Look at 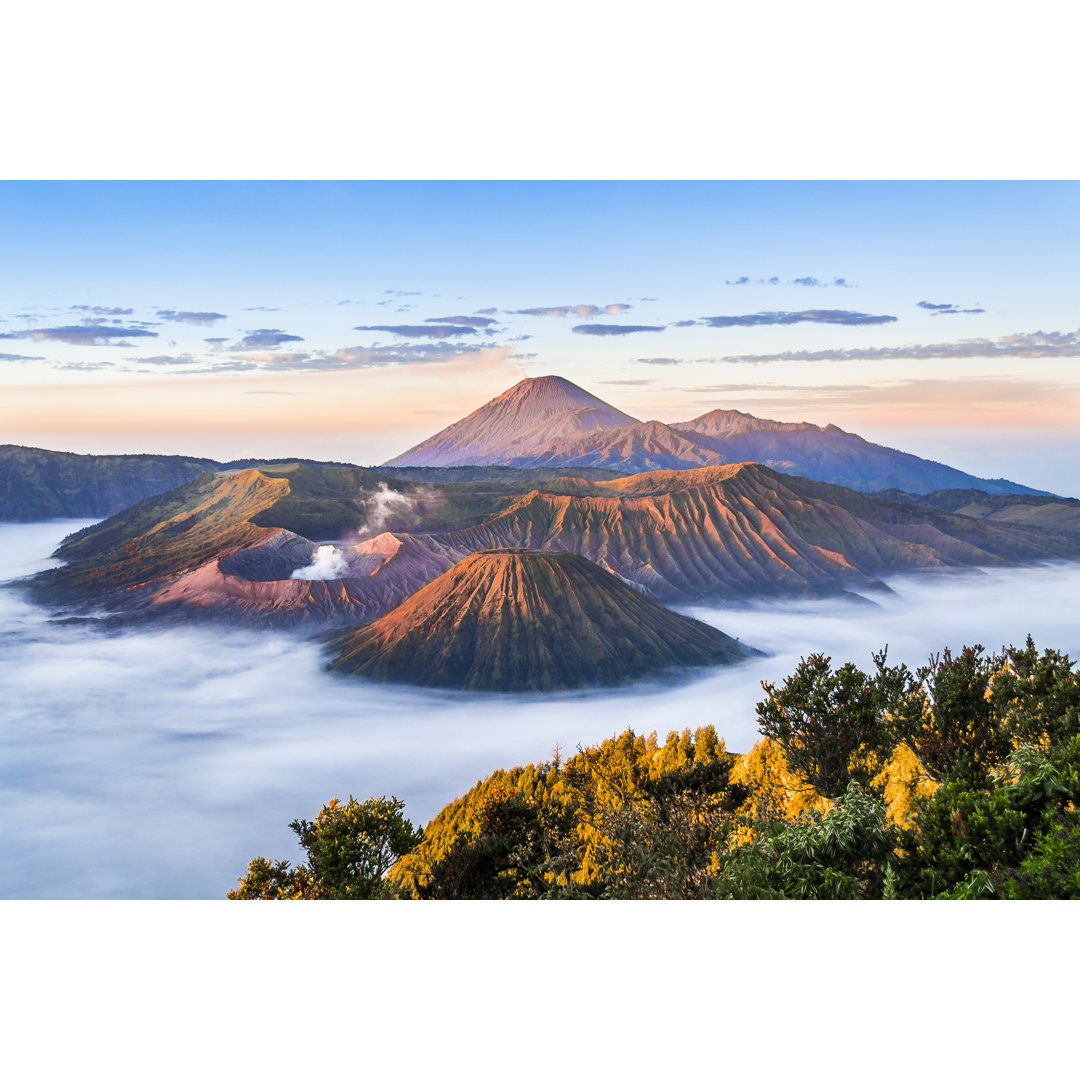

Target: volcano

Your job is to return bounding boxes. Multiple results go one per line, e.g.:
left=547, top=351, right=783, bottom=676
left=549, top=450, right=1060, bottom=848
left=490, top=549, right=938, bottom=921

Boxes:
left=385, top=375, right=638, bottom=466
left=323, top=549, right=754, bottom=691
left=383, top=375, right=1049, bottom=496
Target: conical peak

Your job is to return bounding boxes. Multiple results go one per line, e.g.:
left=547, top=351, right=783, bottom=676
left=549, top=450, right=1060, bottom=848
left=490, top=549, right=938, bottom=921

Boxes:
left=492, top=375, right=628, bottom=414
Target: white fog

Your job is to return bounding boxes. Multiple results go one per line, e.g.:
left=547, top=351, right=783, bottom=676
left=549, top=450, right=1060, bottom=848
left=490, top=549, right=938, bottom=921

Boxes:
left=3, top=519, right=1079, bottom=899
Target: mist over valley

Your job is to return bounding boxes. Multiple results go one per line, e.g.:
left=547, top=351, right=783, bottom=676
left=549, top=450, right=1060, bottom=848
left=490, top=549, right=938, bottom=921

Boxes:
left=4, top=519, right=1079, bottom=898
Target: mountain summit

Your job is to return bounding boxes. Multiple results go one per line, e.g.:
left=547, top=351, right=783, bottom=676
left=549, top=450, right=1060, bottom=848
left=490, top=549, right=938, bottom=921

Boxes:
left=323, top=548, right=753, bottom=691
left=385, top=376, right=1047, bottom=495
left=385, top=375, right=639, bottom=466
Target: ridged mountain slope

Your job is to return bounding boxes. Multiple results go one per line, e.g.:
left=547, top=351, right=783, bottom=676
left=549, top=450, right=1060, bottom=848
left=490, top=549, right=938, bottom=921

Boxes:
left=323, top=550, right=752, bottom=691
left=31, top=463, right=1080, bottom=626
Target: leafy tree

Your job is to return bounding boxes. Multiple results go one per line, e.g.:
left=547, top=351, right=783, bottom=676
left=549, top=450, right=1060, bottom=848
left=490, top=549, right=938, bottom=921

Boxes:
left=714, top=782, right=900, bottom=899
left=755, top=650, right=909, bottom=798
left=229, top=795, right=421, bottom=900
left=417, top=779, right=581, bottom=899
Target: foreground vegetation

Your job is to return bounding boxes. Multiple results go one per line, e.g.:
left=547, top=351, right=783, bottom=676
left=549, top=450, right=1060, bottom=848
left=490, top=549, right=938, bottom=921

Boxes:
left=229, top=636, right=1080, bottom=899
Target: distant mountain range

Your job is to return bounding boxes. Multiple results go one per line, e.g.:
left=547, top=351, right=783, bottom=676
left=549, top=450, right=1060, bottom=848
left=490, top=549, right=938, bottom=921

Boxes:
left=0, top=445, right=363, bottom=522
left=323, top=549, right=755, bottom=691
left=387, top=375, right=1047, bottom=496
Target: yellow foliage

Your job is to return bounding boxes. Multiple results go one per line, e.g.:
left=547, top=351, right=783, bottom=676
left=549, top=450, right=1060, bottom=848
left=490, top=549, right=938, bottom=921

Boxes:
left=873, top=743, right=938, bottom=830
left=730, top=738, right=831, bottom=825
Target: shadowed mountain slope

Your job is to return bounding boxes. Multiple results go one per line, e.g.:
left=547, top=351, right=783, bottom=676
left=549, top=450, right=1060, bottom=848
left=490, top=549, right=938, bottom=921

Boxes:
left=323, top=549, right=754, bottom=691
left=0, top=444, right=220, bottom=521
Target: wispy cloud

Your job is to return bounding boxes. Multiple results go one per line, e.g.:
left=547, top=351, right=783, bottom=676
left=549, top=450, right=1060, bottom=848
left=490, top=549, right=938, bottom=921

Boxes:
left=235, top=329, right=305, bottom=349
left=917, top=300, right=986, bottom=316
left=712, top=328, right=1080, bottom=364
left=135, top=354, right=199, bottom=366
left=700, top=310, right=897, bottom=328
left=0, top=352, right=45, bottom=362
left=0, top=325, right=159, bottom=346
left=69, top=305, right=134, bottom=315
left=353, top=324, right=478, bottom=339
left=635, top=356, right=682, bottom=365
left=425, top=315, right=498, bottom=328
left=723, top=276, right=854, bottom=287
left=512, top=303, right=631, bottom=319
left=572, top=324, right=665, bottom=336
left=156, top=310, right=229, bottom=326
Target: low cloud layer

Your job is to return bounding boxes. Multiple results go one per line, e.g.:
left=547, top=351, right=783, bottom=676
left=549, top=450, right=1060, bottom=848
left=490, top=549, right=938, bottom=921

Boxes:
left=701, top=310, right=897, bottom=328
left=4, top=521, right=1079, bottom=899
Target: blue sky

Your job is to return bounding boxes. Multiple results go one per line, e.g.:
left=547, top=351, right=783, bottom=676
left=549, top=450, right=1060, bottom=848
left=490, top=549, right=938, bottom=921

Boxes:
left=3, top=180, right=1079, bottom=493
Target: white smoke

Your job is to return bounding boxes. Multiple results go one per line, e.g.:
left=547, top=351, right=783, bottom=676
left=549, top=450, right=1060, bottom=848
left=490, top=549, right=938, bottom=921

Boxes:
left=290, top=544, right=349, bottom=580
left=358, top=482, right=425, bottom=536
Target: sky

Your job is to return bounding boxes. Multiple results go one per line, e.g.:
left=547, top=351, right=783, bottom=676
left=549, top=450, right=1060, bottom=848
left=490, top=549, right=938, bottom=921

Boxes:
left=3, top=180, right=1080, bottom=493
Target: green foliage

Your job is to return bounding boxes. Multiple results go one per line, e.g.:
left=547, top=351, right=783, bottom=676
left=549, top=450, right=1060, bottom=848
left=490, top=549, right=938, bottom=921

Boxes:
left=714, top=782, right=900, bottom=899
left=228, top=795, right=421, bottom=900
left=755, top=650, right=909, bottom=798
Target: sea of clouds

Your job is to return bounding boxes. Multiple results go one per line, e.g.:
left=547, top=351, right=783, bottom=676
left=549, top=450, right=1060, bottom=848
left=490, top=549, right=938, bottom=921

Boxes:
left=3, top=520, right=1079, bottom=899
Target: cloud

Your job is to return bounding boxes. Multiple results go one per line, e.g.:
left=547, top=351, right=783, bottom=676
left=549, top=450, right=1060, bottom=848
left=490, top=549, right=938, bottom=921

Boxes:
left=713, top=328, right=1080, bottom=364
left=700, top=310, right=897, bottom=328
left=156, top=310, right=229, bottom=326
left=136, top=354, right=199, bottom=366
left=227, top=351, right=311, bottom=366
left=4, top=521, right=1080, bottom=898
left=236, top=329, right=305, bottom=349
left=0, top=352, right=44, bottom=362
left=917, top=301, right=986, bottom=316
left=311, top=342, right=494, bottom=370
left=383, top=290, right=421, bottom=297
left=635, top=357, right=683, bottom=365
left=243, top=306, right=280, bottom=312
left=572, top=324, right=665, bottom=336
left=69, top=305, right=134, bottom=315
left=474, top=308, right=498, bottom=315
left=0, top=325, right=159, bottom=346
left=723, top=276, right=853, bottom=288
left=425, top=315, right=498, bottom=328
left=672, top=320, right=697, bottom=327
left=512, top=304, right=627, bottom=319
left=353, top=324, right=477, bottom=339
left=597, top=378, right=656, bottom=385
